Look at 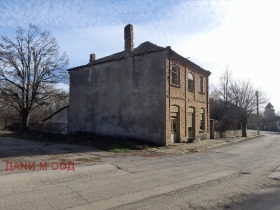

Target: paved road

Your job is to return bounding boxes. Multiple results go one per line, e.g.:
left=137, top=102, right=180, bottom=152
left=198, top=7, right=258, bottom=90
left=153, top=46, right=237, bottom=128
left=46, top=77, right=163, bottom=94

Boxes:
left=0, top=131, right=280, bottom=209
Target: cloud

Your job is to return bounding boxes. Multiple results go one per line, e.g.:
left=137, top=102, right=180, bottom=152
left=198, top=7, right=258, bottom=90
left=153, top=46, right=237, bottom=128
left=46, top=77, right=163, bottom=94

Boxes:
left=1, top=0, right=280, bottom=110
left=1, top=0, right=184, bottom=28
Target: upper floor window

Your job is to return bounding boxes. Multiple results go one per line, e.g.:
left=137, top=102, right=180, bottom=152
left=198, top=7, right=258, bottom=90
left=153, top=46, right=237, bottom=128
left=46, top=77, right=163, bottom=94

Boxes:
left=171, top=66, right=180, bottom=86
left=199, top=76, right=204, bottom=93
left=188, top=72, right=194, bottom=90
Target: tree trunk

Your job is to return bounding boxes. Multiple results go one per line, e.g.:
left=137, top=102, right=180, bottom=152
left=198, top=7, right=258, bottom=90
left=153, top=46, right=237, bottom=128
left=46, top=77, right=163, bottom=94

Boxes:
left=241, top=115, right=247, bottom=137
left=20, top=109, right=29, bottom=131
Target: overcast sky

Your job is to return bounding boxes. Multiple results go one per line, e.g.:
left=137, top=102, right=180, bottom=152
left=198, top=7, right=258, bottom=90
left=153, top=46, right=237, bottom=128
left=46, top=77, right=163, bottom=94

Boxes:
left=1, top=0, right=280, bottom=112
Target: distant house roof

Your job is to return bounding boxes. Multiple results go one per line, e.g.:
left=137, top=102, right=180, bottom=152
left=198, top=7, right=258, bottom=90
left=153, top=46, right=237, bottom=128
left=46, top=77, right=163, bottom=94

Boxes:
left=68, top=41, right=211, bottom=76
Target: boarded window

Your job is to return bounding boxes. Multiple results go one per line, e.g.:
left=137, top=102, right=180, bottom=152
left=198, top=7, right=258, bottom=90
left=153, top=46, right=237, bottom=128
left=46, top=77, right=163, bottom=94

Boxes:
left=171, top=112, right=178, bottom=117
left=171, top=106, right=179, bottom=112
left=188, top=107, right=194, bottom=113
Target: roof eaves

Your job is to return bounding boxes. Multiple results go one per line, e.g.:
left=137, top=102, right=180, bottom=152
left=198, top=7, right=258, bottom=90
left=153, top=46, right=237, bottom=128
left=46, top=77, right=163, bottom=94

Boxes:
left=169, top=48, right=211, bottom=75
left=68, top=64, right=89, bottom=72
left=42, top=105, right=69, bottom=122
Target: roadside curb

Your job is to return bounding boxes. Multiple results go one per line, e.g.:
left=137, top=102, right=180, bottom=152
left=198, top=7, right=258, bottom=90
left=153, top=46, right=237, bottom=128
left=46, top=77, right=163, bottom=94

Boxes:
left=150, top=134, right=265, bottom=155
left=203, top=134, right=265, bottom=151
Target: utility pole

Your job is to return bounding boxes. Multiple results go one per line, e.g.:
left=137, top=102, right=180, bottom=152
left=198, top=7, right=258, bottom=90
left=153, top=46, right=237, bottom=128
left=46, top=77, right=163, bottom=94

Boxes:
left=256, top=91, right=260, bottom=135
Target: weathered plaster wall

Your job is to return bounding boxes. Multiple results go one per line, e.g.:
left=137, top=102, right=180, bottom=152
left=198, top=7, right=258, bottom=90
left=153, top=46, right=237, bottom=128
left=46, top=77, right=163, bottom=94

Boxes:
left=0, top=122, right=4, bottom=130
left=69, top=51, right=167, bottom=145
left=42, top=107, right=69, bottom=134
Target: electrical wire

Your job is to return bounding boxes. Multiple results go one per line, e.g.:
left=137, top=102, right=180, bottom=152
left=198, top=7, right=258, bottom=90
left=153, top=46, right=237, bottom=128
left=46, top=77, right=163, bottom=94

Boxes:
left=4, top=7, right=117, bottom=51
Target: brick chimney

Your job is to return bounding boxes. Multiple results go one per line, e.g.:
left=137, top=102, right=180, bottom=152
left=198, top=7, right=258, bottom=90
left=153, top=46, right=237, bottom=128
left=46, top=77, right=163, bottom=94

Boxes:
left=89, top=53, right=96, bottom=64
left=124, top=24, right=134, bottom=53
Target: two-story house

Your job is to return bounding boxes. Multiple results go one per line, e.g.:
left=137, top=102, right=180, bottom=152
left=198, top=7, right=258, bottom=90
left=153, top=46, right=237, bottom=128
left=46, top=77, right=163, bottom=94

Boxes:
left=68, top=24, right=211, bottom=145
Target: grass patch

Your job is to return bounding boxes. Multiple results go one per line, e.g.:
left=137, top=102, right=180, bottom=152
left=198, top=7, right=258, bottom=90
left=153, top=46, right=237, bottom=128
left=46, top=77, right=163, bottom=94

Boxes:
left=0, top=131, right=14, bottom=137
left=108, top=148, right=130, bottom=153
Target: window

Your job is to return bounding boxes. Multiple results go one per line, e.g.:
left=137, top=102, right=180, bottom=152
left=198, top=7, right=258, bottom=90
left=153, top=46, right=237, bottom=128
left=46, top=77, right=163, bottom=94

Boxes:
left=200, top=108, right=205, bottom=130
left=171, top=119, right=177, bottom=133
left=187, top=107, right=194, bottom=127
left=171, top=66, right=180, bottom=86
left=188, top=72, right=194, bottom=90
left=171, top=105, right=179, bottom=134
left=199, top=76, right=203, bottom=93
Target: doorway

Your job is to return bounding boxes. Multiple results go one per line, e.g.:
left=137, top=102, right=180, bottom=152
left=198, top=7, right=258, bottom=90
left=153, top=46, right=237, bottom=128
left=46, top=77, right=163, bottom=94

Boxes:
left=188, top=107, right=195, bottom=140
left=171, top=106, right=179, bottom=143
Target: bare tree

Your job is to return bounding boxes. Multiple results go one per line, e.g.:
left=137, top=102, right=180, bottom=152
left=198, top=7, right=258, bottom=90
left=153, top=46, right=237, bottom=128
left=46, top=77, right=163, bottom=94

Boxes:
left=210, top=69, right=241, bottom=133
left=0, top=24, right=68, bottom=130
left=29, top=87, right=69, bottom=124
left=230, top=80, right=266, bottom=137
left=211, top=68, right=267, bottom=137
left=219, top=67, right=232, bottom=105
left=209, top=83, right=220, bottom=100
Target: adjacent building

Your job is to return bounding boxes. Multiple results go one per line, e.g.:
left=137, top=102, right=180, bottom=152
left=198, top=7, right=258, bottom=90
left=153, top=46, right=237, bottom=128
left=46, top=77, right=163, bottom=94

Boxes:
left=68, top=24, right=211, bottom=145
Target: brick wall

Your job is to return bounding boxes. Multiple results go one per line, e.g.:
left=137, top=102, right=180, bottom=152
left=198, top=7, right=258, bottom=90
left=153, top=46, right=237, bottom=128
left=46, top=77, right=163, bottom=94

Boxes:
left=165, top=58, right=210, bottom=144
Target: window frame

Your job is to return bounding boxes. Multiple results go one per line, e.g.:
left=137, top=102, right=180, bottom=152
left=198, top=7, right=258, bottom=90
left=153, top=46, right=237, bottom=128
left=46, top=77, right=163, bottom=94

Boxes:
left=188, top=72, right=194, bottom=91
left=187, top=107, right=195, bottom=127
left=200, top=108, right=205, bottom=130
left=171, top=65, right=180, bottom=87
left=199, top=76, right=204, bottom=93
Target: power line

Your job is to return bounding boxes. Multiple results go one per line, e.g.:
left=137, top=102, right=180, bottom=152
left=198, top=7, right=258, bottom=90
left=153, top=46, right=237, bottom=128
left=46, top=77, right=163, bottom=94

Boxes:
left=4, top=8, right=116, bottom=51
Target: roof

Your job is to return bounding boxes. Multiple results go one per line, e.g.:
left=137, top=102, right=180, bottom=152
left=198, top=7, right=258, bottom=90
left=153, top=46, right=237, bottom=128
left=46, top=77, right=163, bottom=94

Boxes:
left=68, top=41, right=166, bottom=71
left=169, top=49, right=211, bottom=76
left=133, top=41, right=165, bottom=54
left=42, top=105, right=69, bottom=122
left=68, top=41, right=211, bottom=75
